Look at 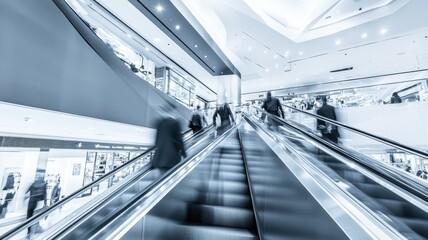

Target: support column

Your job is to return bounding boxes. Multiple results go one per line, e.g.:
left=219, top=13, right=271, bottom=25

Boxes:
left=216, top=74, right=241, bottom=107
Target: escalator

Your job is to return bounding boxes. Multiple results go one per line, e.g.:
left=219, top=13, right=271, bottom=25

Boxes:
left=79, top=124, right=363, bottom=240
left=250, top=106, right=428, bottom=239
left=0, top=126, right=216, bottom=240
left=135, top=134, right=259, bottom=239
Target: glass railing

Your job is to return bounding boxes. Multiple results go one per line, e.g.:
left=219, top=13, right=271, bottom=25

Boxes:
left=0, top=125, right=213, bottom=240
left=277, top=104, right=428, bottom=185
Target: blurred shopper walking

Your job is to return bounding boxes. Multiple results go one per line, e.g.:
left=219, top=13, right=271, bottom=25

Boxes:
left=261, top=91, right=284, bottom=130
left=213, top=103, right=235, bottom=135
left=152, top=104, right=187, bottom=173
left=316, top=96, right=340, bottom=144
left=189, top=105, right=208, bottom=133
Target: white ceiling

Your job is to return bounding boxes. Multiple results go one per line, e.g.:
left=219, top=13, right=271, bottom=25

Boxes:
left=176, top=0, right=428, bottom=94
left=0, top=101, right=155, bottom=145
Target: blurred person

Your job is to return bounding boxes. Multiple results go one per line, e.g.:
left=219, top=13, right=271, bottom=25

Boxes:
left=261, top=91, right=284, bottom=129
left=26, top=174, right=47, bottom=234
left=189, top=105, right=208, bottom=133
left=50, top=178, right=61, bottom=206
left=390, top=92, right=402, bottom=104
left=213, top=103, right=235, bottom=134
left=152, top=104, right=187, bottom=173
left=316, top=96, right=340, bottom=144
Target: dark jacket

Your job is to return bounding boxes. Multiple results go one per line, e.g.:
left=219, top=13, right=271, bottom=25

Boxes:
left=262, top=97, right=284, bottom=117
left=317, top=104, right=339, bottom=142
left=213, top=104, right=234, bottom=127
left=390, top=95, right=402, bottom=104
left=152, top=118, right=186, bottom=169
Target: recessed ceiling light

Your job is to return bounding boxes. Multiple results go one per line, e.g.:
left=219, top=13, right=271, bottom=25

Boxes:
left=273, top=55, right=278, bottom=59
left=145, top=47, right=150, bottom=51
left=213, top=66, right=216, bottom=69
left=380, top=28, right=388, bottom=35
left=296, top=78, right=300, bottom=81
left=299, top=51, right=303, bottom=55
left=263, top=50, right=267, bottom=54
left=23, top=117, right=34, bottom=122
left=275, top=63, right=279, bottom=68
left=335, top=39, right=341, bottom=45
left=285, top=50, right=290, bottom=55
left=330, top=76, right=333, bottom=80
left=154, top=38, right=161, bottom=43
left=204, top=55, right=207, bottom=58
left=175, top=25, right=180, bottom=30
left=265, top=68, right=270, bottom=72
left=88, top=127, right=95, bottom=130
left=361, top=33, right=367, bottom=38
left=194, top=44, right=198, bottom=48
left=248, top=46, right=252, bottom=51
left=156, top=5, right=163, bottom=12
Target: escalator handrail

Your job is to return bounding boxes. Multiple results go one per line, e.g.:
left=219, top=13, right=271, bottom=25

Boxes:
left=0, top=124, right=213, bottom=239
left=82, top=125, right=239, bottom=240
left=274, top=104, right=428, bottom=160
left=253, top=107, right=428, bottom=204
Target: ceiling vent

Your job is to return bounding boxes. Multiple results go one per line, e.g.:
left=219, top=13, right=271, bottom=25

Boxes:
left=330, top=67, right=353, bottom=73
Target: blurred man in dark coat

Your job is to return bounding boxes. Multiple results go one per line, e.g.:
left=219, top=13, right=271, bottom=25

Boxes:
left=213, top=103, right=235, bottom=135
left=261, top=91, right=284, bottom=130
left=152, top=104, right=187, bottom=172
left=316, top=96, right=339, bottom=144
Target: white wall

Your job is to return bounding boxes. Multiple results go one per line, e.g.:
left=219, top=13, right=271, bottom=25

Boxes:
left=336, top=101, right=428, bottom=150
left=47, top=150, right=87, bottom=197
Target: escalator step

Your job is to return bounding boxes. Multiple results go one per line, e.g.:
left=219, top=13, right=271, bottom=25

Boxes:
left=187, top=204, right=256, bottom=229
left=193, top=192, right=253, bottom=209
left=143, top=215, right=257, bottom=240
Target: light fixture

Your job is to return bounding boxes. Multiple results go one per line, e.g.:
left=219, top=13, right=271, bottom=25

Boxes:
left=299, top=51, right=303, bottom=55
left=88, top=127, right=95, bottom=130
left=273, top=55, right=278, bottom=59
left=275, top=63, right=279, bottom=68
left=335, top=39, right=341, bottom=45
left=204, top=55, right=207, bottom=58
left=265, top=68, right=270, bottom=72
left=361, top=33, right=367, bottom=38
left=156, top=5, right=163, bottom=12
left=263, top=50, right=267, bottom=54
left=145, top=47, right=150, bottom=51
left=23, top=117, right=34, bottom=122
left=296, top=78, right=300, bottom=81
left=248, top=46, right=252, bottom=51
left=154, top=38, right=161, bottom=43
left=194, top=44, right=198, bottom=48
left=213, top=66, right=216, bottom=69
left=175, top=25, right=180, bottom=30
left=380, top=28, right=388, bottom=35
left=285, top=50, right=290, bottom=56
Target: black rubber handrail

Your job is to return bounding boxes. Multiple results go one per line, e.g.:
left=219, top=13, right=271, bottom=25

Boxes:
left=279, top=104, right=428, bottom=159
left=0, top=124, right=213, bottom=239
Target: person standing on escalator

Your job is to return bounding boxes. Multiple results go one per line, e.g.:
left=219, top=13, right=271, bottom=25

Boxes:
left=152, top=103, right=187, bottom=174
left=316, top=96, right=340, bottom=144
left=261, top=91, right=284, bottom=129
left=213, top=103, right=235, bottom=135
